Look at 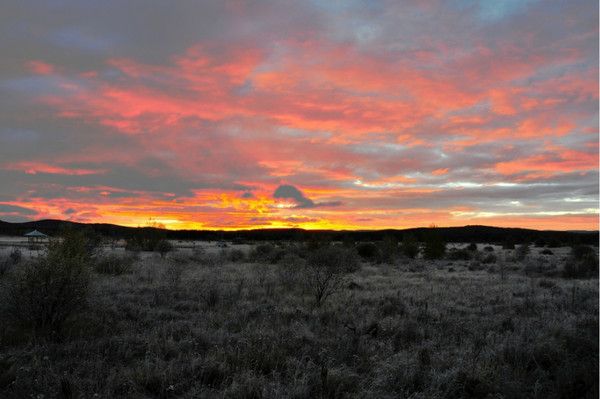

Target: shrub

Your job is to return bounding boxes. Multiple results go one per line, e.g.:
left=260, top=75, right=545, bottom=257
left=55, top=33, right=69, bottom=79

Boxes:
left=423, top=232, right=445, bottom=260
left=483, top=246, right=494, bottom=252
left=481, top=253, right=497, bottom=264
left=250, top=244, right=285, bottom=264
left=0, top=259, right=11, bottom=277
left=9, top=248, right=22, bottom=264
left=304, top=246, right=358, bottom=306
left=94, top=254, right=135, bottom=275
left=125, top=228, right=167, bottom=252
left=377, top=236, right=399, bottom=264
left=468, top=261, right=485, bottom=271
left=355, top=242, right=379, bottom=261
left=2, top=231, right=91, bottom=336
left=163, top=261, right=185, bottom=290
left=503, top=241, right=516, bottom=250
left=563, top=250, right=598, bottom=279
left=226, top=249, right=246, bottom=262
left=540, top=248, right=554, bottom=255
left=466, top=242, right=478, bottom=251
left=570, top=245, right=596, bottom=261
left=155, top=239, right=174, bottom=258
left=447, top=248, right=472, bottom=261
left=0, top=248, right=22, bottom=277
left=276, top=253, right=304, bottom=288
left=515, top=244, right=530, bottom=261
left=401, top=234, right=419, bottom=259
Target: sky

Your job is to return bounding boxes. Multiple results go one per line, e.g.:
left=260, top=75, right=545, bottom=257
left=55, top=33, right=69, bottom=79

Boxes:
left=0, top=0, right=598, bottom=231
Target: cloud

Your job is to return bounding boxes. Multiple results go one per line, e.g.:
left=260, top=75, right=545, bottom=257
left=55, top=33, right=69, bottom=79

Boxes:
left=0, top=0, right=596, bottom=230
left=273, top=185, right=315, bottom=208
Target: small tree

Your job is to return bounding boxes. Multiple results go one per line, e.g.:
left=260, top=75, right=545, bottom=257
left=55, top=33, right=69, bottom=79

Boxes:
left=304, top=246, right=358, bottom=307
left=423, top=231, right=445, bottom=260
left=155, top=239, right=174, bottom=258
left=355, top=242, right=379, bottom=261
left=401, top=234, right=420, bottom=259
left=377, top=236, right=399, bottom=264
left=2, top=230, right=91, bottom=336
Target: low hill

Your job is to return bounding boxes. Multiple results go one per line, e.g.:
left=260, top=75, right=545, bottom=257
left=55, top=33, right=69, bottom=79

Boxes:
left=0, top=219, right=597, bottom=246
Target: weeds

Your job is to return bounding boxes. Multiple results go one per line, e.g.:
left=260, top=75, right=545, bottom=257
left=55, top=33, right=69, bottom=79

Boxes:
left=95, top=253, right=136, bottom=275
left=1, top=231, right=92, bottom=337
left=0, top=241, right=597, bottom=398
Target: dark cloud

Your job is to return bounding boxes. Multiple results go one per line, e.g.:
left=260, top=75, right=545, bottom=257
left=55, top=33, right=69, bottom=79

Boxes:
left=0, top=203, right=38, bottom=222
left=273, top=185, right=343, bottom=209
left=273, top=185, right=315, bottom=208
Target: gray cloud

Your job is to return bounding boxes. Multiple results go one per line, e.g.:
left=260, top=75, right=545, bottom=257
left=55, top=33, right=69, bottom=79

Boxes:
left=273, top=185, right=315, bottom=208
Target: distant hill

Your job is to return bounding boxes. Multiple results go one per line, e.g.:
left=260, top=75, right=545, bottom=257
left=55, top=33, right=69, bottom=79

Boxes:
left=0, top=219, right=597, bottom=246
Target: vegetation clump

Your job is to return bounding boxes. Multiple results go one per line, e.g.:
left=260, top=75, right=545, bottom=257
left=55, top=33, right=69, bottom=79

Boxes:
left=515, top=243, right=530, bottom=260
left=400, top=234, right=420, bottom=259
left=563, top=245, right=598, bottom=278
left=1, top=231, right=92, bottom=337
left=447, top=248, right=472, bottom=261
left=423, top=232, right=445, bottom=260
left=304, top=245, right=358, bottom=306
left=355, top=242, right=379, bottom=261
left=94, top=253, right=136, bottom=275
left=0, top=249, right=22, bottom=277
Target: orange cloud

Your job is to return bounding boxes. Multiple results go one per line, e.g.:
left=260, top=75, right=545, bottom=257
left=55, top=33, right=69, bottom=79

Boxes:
left=3, top=162, right=106, bottom=176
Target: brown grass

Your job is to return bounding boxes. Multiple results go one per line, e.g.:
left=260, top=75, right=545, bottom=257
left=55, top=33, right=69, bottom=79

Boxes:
left=0, top=243, right=597, bottom=398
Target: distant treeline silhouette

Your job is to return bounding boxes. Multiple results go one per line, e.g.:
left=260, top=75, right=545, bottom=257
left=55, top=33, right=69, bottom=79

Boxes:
left=0, top=219, right=597, bottom=246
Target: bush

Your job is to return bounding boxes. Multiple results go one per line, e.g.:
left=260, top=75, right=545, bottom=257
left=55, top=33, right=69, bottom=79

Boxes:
left=447, top=248, right=472, bottom=261
left=515, top=244, right=530, bottom=261
left=8, top=248, right=22, bottom=264
left=276, top=253, right=304, bottom=288
left=304, top=246, right=358, bottom=306
left=355, top=242, right=379, bottom=261
left=1, top=231, right=91, bottom=336
left=540, top=248, right=554, bottom=255
left=570, top=245, right=596, bottom=261
left=423, top=232, right=445, bottom=260
left=563, top=250, right=598, bottom=279
left=250, top=244, right=285, bottom=264
left=468, top=261, right=485, bottom=271
left=125, top=228, right=167, bottom=252
left=155, top=239, right=174, bottom=258
left=503, top=242, right=516, bottom=250
left=377, top=236, right=398, bottom=264
left=0, top=249, right=22, bottom=277
left=94, top=254, right=135, bottom=275
left=483, top=246, right=494, bottom=252
left=401, top=234, right=419, bottom=259
left=481, top=253, right=497, bottom=264
left=226, top=249, right=246, bottom=262
left=467, top=242, right=478, bottom=251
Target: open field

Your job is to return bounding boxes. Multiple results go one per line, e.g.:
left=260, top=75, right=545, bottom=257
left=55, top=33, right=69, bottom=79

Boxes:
left=0, top=237, right=597, bottom=398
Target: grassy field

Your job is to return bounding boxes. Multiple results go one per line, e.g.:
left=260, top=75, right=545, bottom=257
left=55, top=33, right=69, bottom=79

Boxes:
left=0, top=237, right=597, bottom=398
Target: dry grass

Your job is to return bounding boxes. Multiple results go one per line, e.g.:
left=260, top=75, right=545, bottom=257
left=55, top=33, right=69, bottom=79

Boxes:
left=0, top=243, right=597, bottom=398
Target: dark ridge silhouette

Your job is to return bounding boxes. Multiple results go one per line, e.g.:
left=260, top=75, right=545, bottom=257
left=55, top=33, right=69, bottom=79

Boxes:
left=0, top=219, right=597, bottom=245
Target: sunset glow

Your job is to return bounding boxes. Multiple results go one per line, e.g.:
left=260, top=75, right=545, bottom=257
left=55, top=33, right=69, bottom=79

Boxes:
left=0, top=1, right=597, bottom=230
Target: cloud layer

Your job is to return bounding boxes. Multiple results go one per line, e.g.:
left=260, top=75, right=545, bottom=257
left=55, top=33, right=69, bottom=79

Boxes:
left=0, top=0, right=597, bottom=230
